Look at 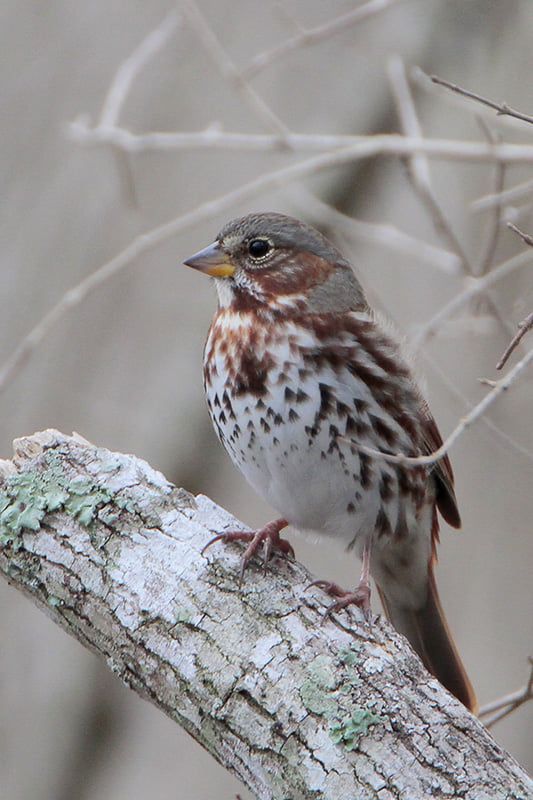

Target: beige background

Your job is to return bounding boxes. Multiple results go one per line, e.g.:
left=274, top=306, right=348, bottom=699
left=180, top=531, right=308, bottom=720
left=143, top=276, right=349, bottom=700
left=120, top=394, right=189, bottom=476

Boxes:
left=0, top=1, right=532, bottom=798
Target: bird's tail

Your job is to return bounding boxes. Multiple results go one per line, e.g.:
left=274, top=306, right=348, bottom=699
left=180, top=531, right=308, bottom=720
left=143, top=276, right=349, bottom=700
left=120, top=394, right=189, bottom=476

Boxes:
left=377, top=565, right=477, bottom=712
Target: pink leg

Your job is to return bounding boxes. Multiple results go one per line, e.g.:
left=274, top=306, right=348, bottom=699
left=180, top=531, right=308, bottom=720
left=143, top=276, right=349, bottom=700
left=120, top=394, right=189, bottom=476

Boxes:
left=308, top=537, right=372, bottom=622
left=202, top=518, right=294, bottom=580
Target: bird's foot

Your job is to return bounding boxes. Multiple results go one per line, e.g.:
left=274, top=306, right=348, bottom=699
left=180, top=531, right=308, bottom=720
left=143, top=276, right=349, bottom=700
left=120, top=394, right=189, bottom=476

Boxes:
left=308, top=579, right=372, bottom=623
left=202, top=518, right=293, bottom=580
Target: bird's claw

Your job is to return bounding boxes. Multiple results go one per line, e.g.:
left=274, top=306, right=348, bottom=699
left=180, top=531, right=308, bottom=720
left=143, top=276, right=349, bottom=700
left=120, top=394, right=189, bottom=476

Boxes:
left=307, top=579, right=372, bottom=624
left=202, top=519, right=293, bottom=580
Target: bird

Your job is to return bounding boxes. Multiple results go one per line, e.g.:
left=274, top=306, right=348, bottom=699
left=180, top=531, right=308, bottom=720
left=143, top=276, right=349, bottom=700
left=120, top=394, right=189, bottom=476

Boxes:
left=183, top=211, right=476, bottom=711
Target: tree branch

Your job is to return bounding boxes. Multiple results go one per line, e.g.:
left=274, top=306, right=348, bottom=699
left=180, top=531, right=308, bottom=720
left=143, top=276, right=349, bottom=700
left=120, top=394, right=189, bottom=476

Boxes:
left=0, top=430, right=531, bottom=799
left=241, top=0, right=407, bottom=80
left=68, top=123, right=533, bottom=162
left=430, top=75, right=533, bottom=127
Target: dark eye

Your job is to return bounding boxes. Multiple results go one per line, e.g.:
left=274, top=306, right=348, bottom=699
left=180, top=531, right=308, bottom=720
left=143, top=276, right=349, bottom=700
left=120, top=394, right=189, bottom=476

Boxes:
left=248, top=238, right=272, bottom=259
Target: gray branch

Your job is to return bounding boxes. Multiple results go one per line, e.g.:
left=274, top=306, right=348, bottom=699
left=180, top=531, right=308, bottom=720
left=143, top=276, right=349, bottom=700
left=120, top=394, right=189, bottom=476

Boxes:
left=0, top=430, right=530, bottom=800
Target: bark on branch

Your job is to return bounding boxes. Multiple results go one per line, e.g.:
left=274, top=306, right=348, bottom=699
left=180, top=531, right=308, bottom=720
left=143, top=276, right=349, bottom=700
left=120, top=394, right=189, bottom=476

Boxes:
left=0, top=430, right=530, bottom=800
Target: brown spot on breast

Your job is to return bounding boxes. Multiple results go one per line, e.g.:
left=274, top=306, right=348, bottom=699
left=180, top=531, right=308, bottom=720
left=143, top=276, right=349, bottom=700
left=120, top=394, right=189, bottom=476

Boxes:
left=369, top=414, right=398, bottom=448
left=345, top=416, right=370, bottom=438
left=336, top=400, right=351, bottom=417
left=376, top=507, right=392, bottom=538
left=353, top=398, right=368, bottom=413
left=379, top=472, right=394, bottom=502
left=359, top=452, right=373, bottom=489
left=233, top=350, right=273, bottom=397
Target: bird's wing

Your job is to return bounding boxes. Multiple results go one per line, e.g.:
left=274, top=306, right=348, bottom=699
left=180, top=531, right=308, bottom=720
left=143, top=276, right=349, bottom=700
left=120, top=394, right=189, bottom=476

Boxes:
left=421, top=407, right=461, bottom=529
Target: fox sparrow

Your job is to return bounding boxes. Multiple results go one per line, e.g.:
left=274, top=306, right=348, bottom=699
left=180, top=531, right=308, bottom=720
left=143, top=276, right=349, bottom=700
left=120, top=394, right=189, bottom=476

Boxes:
left=184, top=212, right=476, bottom=711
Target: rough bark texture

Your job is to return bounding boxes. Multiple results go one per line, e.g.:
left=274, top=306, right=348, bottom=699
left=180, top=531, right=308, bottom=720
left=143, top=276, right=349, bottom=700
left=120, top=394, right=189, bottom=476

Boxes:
left=0, top=429, right=530, bottom=800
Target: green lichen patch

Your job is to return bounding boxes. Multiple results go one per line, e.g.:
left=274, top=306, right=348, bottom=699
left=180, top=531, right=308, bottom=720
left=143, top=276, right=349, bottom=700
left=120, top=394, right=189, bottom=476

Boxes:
left=0, top=451, right=115, bottom=545
left=299, top=647, right=385, bottom=751
left=300, top=655, right=339, bottom=719
left=329, top=707, right=384, bottom=751
left=307, top=654, right=337, bottom=690
left=338, top=643, right=363, bottom=667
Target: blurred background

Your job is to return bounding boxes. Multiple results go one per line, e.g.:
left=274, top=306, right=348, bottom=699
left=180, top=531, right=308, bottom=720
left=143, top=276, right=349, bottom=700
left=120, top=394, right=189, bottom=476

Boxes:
left=1, top=0, right=532, bottom=797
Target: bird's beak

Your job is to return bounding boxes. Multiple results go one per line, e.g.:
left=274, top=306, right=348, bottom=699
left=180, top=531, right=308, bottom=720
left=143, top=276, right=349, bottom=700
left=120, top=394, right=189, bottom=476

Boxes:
left=183, top=241, right=235, bottom=278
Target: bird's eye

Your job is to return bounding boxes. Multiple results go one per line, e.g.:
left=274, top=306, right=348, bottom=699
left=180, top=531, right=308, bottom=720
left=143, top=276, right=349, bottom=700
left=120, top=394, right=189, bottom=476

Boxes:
left=248, top=238, right=272, bottom=259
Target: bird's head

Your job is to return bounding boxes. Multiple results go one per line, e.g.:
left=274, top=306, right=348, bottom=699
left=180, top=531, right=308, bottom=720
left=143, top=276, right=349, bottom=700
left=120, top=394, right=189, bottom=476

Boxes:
left=183, top=212, right=366, bottom=314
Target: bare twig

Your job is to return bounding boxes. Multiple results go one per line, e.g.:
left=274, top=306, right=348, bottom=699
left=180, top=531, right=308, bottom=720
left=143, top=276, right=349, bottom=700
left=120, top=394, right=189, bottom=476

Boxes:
left=472, top=176, right=533, bottom=213
left=181, top=0, right=289, bottom=137
left=68, top=123, right=533, bottom=163
left=241, top=0, right=407, bottom=79
left=290, top=187, right=461, bottom=274
left=99, top=10, right=180, bottom=128
left=476, top=118, right=505, bottom=276
left=507, top=221, right=533, bottom=248
left=495, top=226, right=533, bottom=367
left=479, top=659, right=533, bottom=729
left=96, top=10, right=180, bottom=207
left=412, top=67, right=528, bottom=132
left=496, top=312, right=533, bottom=370
left=339, top=344, right=533, bottom=468
left=387, top=56, right=512, bottom=336
left=430, top=75, right=533, bottom=127
left=410, top=248, right=533, bottom=349
left=387, top=56, right=473, bottom=274
left=423, top=353, right=533, bottom=466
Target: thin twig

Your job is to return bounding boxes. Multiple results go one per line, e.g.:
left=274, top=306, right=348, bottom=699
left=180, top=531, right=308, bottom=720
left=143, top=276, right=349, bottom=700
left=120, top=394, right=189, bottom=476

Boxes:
left=476, top=118, right=505, bottom=276
left=472, top=176, right=533, bottom=214
left=387, top=57, right=511, bottom=336
left=412, top=67, right=526, bottom=132
left=290, top=187, right=461, bottom=274
left=479, top=659, right=533, bottom=729
left=68, top=123, right=533, bottom=163
left=99, top=10, right=180, bottom=128
left=98, top=11, right=181, bottom=207
left=496, top=312, right=533, bottom=370
left=338, top=345, right=533, bottom=468
left=431, top=76, right=533, bottom=127
left=495, top=218, right=533, bottom=370
left=387, top=55, right=473, bottom=274
left=423, top=353, right=533, bottom=466
left=181, top=0, right=289, bottom=137
left=241, top=0, right=407, bottom=79
left=410, top=248, right=533, bottom=349
left=507, top=221, right=533, bottom=247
